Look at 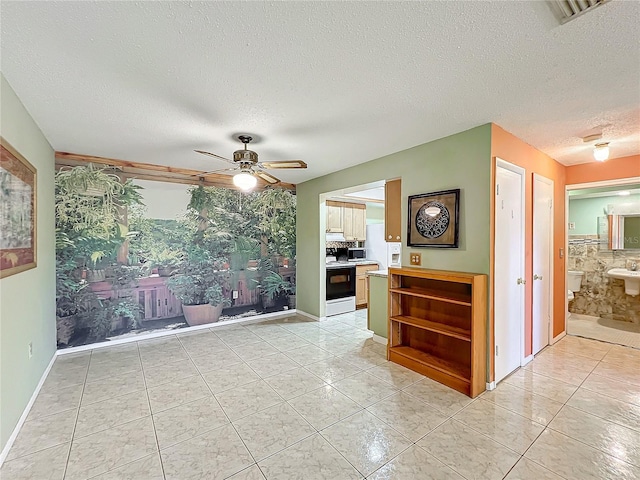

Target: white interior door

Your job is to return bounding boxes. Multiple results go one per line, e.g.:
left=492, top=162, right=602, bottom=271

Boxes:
left=533, top=174, right=554, bottom=354
left=494, top=160, right=525, bottom=383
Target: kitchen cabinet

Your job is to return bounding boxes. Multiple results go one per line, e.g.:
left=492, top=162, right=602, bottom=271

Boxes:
left=385, top=179, right=402, bottom=242
left=326, top=201, right=343, bottom=232
left=326, top=201, right=366, bottom=240
left=344, top=203, right=366, bottom=241
left=352, top=205, right=366, bottom=241
left=356, top=264, right=379, bottom=307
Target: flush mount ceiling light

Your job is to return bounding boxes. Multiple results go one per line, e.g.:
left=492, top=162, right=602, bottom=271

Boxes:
left=233, top=171, right=257, bottom=190
left=618, top=191, right=631, bottom=196
left=593, top=142, right=610, bottom=162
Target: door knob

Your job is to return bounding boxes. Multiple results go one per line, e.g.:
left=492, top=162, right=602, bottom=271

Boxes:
left=517, top=278, right=526, bottom=285
left=533, top=274, right=543, bottom=280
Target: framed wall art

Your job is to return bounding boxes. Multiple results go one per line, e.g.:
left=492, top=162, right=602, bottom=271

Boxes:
left=1, top=138, right=37, bottom=278
left=407, top=188, right=460, bottom=248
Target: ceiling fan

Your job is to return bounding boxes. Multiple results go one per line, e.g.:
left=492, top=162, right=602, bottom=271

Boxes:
left=194, top=135, right=307, bottom=190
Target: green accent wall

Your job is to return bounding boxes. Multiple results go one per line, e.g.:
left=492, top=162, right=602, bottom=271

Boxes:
left=368, top=275, right=389, bottom=338
left=296, top=124, right=492, bottom=317
left=568, top=194, right=640, bottom=235
left=1, top=74, right=57, bottom=451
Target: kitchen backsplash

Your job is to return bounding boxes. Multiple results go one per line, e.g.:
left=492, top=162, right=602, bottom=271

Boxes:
left=326, top=241, right=357, bottom=249
left=568, top=234, right=640, bottom=324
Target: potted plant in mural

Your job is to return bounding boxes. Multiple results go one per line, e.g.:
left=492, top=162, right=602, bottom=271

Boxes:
left=186, top=185, right=297, bottom=312
left=253, top=187, right=297, bottom=264
left=55, top=164, right=144, bottom=346
left=55, top=251, right=90, bottom=346
left=91, top=297, right=142, bottom=339
left=258, top=271, right=295, bottom=310
left=166, top=244, right=231, bottom=326
left=145, top=247, right=183, bottom=276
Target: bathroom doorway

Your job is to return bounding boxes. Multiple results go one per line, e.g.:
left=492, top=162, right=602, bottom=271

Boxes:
left=566, top=178, right=640, bottom=349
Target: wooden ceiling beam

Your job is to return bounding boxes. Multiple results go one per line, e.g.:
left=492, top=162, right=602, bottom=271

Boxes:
left=54, top=151, right=296, bottom=191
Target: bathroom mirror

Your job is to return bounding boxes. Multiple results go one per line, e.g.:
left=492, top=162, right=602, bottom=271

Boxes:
left=606, top=214, right=640, bottom=250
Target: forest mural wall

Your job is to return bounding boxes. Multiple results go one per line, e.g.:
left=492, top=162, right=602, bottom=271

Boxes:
left=55, top=164, right=296, bottom=349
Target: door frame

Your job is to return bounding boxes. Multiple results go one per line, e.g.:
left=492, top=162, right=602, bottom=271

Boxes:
left=563, top=176, right=640, bottom=339
left=533, top=173, right=554, bottom=353
left=493, top=158, right=526, bottom=381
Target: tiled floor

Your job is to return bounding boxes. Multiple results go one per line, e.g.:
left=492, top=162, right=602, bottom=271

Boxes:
left=2, top=310, right=640, bottom=479
left=568, top=312, right=640, bottom=349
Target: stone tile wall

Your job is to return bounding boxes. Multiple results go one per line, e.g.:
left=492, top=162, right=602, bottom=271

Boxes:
left=568, top=235, right=640, bottom=324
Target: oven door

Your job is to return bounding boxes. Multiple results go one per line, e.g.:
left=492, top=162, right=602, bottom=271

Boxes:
left=326, top=266, right=356, bottom=300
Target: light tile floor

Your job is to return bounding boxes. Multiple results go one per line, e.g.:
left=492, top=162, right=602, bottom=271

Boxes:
left=568, top=312, right=640, bottom=349
left=2, top=310, right=640, bottom=479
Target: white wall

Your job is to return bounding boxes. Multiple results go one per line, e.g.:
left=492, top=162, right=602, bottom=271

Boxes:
left=0, top=74, right=56, bottom=451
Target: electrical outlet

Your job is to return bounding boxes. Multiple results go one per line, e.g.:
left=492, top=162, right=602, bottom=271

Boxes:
left=28, top=342, right=33, bottom=359
left=410, top=252, right=421, bottom=265
left=568, top=222, right=575, bottom=230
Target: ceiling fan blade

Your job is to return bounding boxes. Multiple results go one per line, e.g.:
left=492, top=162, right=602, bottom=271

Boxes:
left=259, top=160, right=307, bottom=169
left=198, top=167, right=237, bottom=176
left=255, top=170, right=281, bottom=184
left=194, top=150, right=235, bottom=164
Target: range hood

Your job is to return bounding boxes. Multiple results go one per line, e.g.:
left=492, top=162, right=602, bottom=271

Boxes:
left=326, top=232, right=347, bottom=242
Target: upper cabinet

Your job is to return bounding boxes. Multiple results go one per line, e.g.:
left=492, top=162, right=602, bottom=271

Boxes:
left=326, top=201, right=366, bottom=241
left=346, top=203, right=366, bottom=241
left=326, top=201, right=344, bottom=232
left=385, top=179, right=402, bottom=242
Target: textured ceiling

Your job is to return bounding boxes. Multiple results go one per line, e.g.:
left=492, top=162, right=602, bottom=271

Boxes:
left=1, top=1, right=639, bottom=184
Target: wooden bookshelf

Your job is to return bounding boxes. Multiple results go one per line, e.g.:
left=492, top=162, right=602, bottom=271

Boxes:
left=388, top=267, right=487, bottom=398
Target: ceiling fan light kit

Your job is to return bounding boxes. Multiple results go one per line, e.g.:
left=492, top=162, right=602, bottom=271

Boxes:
left=194, top=134, right=307, bottom=190
left=233, top=171, right=258, bottom=190
left=593, top=142, right=610, bottom=162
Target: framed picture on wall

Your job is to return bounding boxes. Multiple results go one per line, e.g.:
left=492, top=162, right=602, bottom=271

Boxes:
left=0, top=137, right=37, bottom=278
left=407, top=189, right=460, bottom=248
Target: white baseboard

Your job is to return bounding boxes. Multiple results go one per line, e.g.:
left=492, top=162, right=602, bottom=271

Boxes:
left=58, top=309, right=298, bottom=356
left=551, top=330, right=567, bottom=345
left=521, top=354, right=534, bottom=366
left=486, top=381, right=496, bottom=391
left=295, top=309, right=327, bottom=322
left=372, top=334, right=388, bottom=345
left=0, top=353, right=57, bottom=466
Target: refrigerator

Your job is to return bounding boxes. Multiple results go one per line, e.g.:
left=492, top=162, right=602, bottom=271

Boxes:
left=366, top=224, right=388, bottom=270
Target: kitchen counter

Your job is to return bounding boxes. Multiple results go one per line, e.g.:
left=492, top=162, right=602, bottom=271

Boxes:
left=326, top=260, right=379, bottom=269
left=366, top=269, right=388, bottom=278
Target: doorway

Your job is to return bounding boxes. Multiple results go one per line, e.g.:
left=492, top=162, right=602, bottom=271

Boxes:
left=533, top=174, right=554, bottom=354
left=566, top=178, right=640, bottom=348
left=494, top=159, right=525, bottom=383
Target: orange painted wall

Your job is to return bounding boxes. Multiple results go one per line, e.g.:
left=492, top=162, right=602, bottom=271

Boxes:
left=566, top=154, right=640, bottom=185
left=490, top=124, right=567, bottom=373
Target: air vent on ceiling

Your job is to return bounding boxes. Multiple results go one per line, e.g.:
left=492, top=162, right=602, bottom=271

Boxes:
left=548, top=0, right=610, bottom=24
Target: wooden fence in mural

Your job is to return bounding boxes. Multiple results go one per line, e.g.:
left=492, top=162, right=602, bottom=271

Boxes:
left=90, top=266, right=296, bottom=322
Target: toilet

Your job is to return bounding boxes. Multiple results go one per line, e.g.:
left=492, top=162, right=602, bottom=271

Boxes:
left=567, top=270, right=584, bottom=308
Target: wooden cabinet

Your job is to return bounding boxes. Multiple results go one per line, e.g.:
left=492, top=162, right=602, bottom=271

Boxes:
left=356, top=275, right=367, bottom=306
left=388, top=267, right=487, bottom=397
left=385, top=179, right=402, bottom=242
left=356, top=264, right=379, bottom=307
left=326, top=201, right=343, bottom=232
left=352, top=206, right=366, bottom=241
left=344, top=203, right=366, bottom=241
left=326, top=201, right=366, bottom=240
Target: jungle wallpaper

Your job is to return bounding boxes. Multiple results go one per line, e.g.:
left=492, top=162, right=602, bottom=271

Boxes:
left=55, top=165, right=296, bottom=349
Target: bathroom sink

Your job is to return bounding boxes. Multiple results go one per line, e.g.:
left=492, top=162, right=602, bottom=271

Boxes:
left=607, top=268, right=640, bottom=296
